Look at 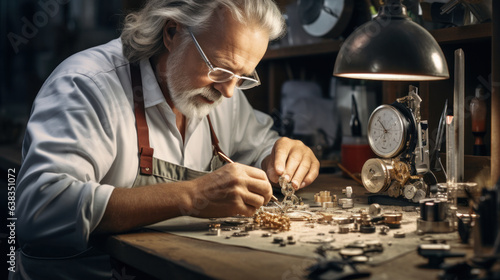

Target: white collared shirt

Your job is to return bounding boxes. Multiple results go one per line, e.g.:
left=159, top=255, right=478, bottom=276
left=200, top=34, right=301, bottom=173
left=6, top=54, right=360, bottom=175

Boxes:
left=13, top=38, right=279, bottom=278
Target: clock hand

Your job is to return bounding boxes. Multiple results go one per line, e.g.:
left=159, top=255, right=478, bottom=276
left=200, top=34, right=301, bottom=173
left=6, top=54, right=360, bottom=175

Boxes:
left=378, top=119, right=388, bottom=133
left=323, top=6, right=339, bottom=18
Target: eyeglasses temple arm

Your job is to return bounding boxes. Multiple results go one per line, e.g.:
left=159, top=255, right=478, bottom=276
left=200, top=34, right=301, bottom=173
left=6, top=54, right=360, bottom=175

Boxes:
left=187, top=28, right=215, bottom=70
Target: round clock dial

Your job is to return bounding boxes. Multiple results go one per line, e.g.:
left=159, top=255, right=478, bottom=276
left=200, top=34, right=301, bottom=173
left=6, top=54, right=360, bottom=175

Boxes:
left=299, top=0, right=353, bottom=38
left=367, top=105, right=409, bottom=158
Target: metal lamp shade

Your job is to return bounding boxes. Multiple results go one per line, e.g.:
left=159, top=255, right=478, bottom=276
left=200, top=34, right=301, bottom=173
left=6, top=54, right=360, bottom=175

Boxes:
left=333, top=4, right=449, bottom=81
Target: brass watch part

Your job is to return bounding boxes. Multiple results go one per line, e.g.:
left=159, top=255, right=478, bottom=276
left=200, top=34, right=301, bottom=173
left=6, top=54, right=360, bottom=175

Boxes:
left=392, top=159, right=411, bottom=185
left=361, top=158, right=393, bottom=193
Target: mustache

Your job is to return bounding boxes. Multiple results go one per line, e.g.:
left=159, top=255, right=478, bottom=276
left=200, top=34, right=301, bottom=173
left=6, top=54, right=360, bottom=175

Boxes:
left=196, top=86, right=223, bottom=102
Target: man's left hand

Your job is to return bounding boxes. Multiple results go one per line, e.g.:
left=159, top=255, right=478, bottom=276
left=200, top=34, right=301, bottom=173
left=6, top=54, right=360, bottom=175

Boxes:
left=262, top=137, right=320, bottom=190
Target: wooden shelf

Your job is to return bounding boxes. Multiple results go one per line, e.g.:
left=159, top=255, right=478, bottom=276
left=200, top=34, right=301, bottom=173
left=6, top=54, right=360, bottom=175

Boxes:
left=264, top=39, right=342, bottom=60
left=430, top=22, right=492, bottom=44
left=262, top=22, right=492, bottom=61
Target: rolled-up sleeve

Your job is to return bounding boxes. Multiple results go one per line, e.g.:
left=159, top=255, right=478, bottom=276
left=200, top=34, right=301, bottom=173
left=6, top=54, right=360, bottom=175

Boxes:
left=16, top=73, right=118, bottom=257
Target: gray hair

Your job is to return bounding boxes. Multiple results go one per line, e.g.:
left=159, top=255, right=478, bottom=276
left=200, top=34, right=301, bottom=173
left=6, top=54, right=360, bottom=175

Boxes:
left=121, top=0, right=286, bottom=63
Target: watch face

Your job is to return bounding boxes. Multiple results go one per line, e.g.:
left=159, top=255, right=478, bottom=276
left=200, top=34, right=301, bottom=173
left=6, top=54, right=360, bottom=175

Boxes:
left=361, top=158, right=392, bottom=193
left=367, top=105, right=408, bottom=158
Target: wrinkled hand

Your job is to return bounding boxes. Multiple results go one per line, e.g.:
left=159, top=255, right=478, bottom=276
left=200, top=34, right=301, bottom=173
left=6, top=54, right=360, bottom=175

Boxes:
left=263, top=137, right=320, bottom=190
left=185, top=163, right=273, bottom=218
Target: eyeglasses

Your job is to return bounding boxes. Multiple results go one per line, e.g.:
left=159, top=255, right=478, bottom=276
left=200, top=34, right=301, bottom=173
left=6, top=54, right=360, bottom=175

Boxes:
left=187, top=28, right=261, bottom=90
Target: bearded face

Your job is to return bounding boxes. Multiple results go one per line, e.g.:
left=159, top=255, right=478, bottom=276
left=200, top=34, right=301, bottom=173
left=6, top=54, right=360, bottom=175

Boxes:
left=163, top=40, right=223, bottom=119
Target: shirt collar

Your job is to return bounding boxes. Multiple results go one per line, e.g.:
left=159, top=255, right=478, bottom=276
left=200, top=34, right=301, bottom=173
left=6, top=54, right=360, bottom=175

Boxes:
left=140, top=59, right=166, bottom=108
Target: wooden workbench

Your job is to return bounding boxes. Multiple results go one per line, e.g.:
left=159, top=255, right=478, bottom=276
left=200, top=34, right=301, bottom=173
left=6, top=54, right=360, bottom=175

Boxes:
left=97, top=173, right=473, bottom=280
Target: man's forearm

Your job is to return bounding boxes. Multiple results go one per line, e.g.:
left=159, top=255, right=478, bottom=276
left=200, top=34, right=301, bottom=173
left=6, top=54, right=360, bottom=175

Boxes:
left=93, top=182, right=194, bottom=234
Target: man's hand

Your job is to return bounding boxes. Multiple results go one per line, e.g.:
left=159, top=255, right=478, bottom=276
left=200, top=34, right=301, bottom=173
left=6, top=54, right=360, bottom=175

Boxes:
left=262, top=137, right=320, bottom=190
left=185, top=163, right=273, bottom=218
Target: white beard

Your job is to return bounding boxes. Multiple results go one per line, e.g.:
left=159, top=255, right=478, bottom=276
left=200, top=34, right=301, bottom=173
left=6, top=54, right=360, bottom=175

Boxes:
left=164, top=44, right=223, bottom=119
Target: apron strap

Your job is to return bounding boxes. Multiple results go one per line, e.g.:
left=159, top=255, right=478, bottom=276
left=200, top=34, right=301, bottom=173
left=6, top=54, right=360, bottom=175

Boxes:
left=131, top=63, right=154, bottom=175
left=207, top=115, right=230, bottom=162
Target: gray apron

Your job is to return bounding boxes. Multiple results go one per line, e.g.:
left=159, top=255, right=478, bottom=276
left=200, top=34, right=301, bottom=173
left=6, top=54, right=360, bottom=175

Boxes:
left=129, top=62, right=226, bottom=187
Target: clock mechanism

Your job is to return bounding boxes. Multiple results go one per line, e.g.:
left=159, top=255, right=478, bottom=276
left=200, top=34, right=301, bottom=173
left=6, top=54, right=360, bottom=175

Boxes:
left=361, top=86, right=434, bottom=202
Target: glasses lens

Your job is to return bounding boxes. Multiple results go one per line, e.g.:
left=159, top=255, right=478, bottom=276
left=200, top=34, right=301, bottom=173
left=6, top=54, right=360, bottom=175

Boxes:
left=209, top=68, right=233, bottom=82
left=237, top=70, right=260, bottom=89
left=238, top=79, right=259, bottom=89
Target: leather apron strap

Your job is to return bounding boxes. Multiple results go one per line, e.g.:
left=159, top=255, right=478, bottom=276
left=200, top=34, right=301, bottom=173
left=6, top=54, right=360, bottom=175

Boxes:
left=206, top=115, right=230, bottom=163
left=131, top=63, right=154, bottom=175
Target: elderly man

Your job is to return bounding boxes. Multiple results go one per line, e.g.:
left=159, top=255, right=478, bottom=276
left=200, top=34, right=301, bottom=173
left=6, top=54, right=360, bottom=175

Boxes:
left=12, top=0, right=319, bottom=279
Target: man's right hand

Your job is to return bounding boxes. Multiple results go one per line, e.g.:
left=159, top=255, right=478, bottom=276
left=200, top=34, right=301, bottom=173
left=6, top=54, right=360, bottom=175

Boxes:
left=183, top=163, right=273, bottom=218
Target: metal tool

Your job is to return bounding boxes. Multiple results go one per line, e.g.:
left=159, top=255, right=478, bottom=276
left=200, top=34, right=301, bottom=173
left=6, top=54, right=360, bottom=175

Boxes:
left=451, top=48, right=465, bottom=184
left=430, top=99, right=448, bottom=173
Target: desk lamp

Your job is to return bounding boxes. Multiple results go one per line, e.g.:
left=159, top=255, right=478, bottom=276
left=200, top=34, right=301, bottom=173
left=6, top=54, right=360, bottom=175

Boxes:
left=333, top=0, right=449, bottom=81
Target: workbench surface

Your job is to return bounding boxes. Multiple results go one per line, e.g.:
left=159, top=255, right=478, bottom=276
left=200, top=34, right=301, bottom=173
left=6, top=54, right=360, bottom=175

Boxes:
left=98, top=173, right=475, bottom=280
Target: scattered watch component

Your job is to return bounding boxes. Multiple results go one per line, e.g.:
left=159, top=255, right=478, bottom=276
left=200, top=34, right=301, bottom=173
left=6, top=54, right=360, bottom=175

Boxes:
left=314, top=191, right=333, bottom=205
left=338, top=198, right=353, bottom=209
left=346, top=241, right=366, bottom=250
left=207, top=228, right=221, bottom=236
left=273, top=237, right=284, bottom=243
left=323, top=201, right=335, bottom=209
left=379, top=225, right=390, bottom=235
left=245, top=224, right=256, bottom=231
left=339, top=248, right=364, bottom=259
left=224, top=218, right=249, bottom=226
left=360, top=225, right=376, bottom=233
left=350, top=255, right=370, bottom=263
left=338, top=225, right=350, bottom=234
left=393, top=231, right=406, bottom=238
left=382, top=212, right=403, bottom=228
left=368, top=203, right=382, bottom=216
left=344, top=186, right=353, bottom=198
left=318, top=212, right=334, bottom=223
left=232, top=231, right=249, bottom=237
left=254, top=211, right=291, bottom=231
left=362, top=240, right=384, bottom=253
left=359, top=211, right=376, bottom=233
left=261, top=232, right=272, bottom=238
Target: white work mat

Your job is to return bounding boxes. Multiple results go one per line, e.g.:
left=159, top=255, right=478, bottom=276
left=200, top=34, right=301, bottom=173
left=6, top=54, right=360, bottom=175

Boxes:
left=147, top=206, right=461, bottom=266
